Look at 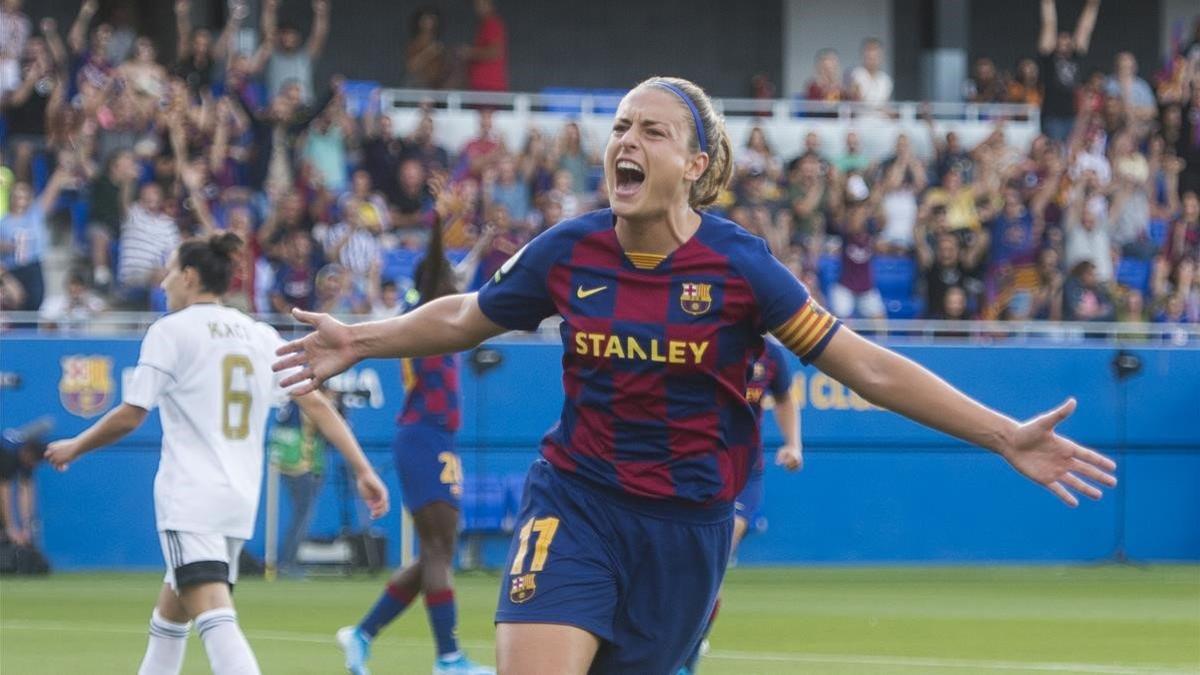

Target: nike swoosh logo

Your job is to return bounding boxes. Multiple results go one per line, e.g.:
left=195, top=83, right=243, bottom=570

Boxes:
left=576, top=285, right=608, bottom=299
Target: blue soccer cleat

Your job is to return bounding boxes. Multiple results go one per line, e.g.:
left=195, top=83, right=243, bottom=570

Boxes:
left=433, top=653, right=495, bottom=675
left=336, top=625, right=372, bottom=675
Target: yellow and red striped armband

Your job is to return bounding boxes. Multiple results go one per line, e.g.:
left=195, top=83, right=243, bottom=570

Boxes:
left=772, top=298, right=838, bottom=359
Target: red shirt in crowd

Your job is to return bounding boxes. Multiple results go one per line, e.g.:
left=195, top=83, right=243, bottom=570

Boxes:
left=468, top=14, right=508, bottom=91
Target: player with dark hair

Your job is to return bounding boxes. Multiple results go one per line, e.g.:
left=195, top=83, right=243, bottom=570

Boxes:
left=337, top=204, right=493, bottom=675
left=274, top=76, right=1116, bottom=674
left=46, top=232, right=389, bottom=675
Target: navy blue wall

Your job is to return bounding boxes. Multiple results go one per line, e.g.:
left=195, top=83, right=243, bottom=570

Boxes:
left=1, top=335, right=1196, bottom=569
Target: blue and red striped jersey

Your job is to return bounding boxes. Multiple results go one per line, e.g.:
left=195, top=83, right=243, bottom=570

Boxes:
left=746, top=339, right=794, bottom=475
left=399, top=354, right=461, bottom=432
left=477, top=209, right=839, bottom=507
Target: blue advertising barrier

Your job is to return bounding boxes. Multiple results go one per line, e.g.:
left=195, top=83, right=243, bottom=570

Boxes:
left=1, top=334, right=1196, bottom=569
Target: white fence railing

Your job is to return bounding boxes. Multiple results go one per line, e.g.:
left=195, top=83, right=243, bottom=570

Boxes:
left=374, top=88, right=1041, bottom=164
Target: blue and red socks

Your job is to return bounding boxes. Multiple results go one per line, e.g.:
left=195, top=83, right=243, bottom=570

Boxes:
left=359, top=582, right=418, bottom=639
left=424, top=588, right=459, bottom=658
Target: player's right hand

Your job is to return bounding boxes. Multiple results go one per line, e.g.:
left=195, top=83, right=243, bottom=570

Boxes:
left=44, top=439, right=80, bottom=472
left=356, top=471, right=390, bottom=519
left=273, top=309, right=358, bottom=396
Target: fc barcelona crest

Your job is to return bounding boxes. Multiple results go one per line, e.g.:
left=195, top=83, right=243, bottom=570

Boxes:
left=59, top=355, right=114, bottom=418
left=680, top=282, right=713, bottom=316
left=509, top=573, right=537, bottom=603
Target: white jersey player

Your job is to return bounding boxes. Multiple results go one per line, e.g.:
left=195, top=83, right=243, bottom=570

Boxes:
left=46, top=233, right=389, bottom=675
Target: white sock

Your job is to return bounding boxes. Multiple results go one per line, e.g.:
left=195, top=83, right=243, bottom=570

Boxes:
left=137, top=609, right=190, bottom=675
left=195, top=608, right=261, bottom=675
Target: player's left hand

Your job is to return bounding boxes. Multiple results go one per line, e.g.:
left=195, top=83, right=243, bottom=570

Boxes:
left=775, top=444, right=803, bottom=471
left=44, top=439, right=80, bottom=471
left=1001, top=398, right=1117, bottom=507
left=355, top=470, right=390, bottom=519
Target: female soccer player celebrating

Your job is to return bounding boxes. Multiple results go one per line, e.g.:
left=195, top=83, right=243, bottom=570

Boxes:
left=275, top=77, right=1117, bottom=674
left=46, top=233, right=389, bottom=675
left=337, top=212, right=493, bottom=675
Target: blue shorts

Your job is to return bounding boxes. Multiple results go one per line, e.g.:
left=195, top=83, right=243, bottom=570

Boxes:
left=391, top=424, right=462, bottom=513
left=496, top=459, right=733, bottom=675
left=734, top=470, right=765, bottom=530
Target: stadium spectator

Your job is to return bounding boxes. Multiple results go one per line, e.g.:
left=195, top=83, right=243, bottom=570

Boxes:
left=1176, top=81, right=1200, bottom=196
left=0, top=0, right=30, bottom=97
left=271, top=229, right=318, bottom=313
left=368, top=279, right=404, bottom=319
left=314, top=263, right=361, bottom=315
left=1106, top=51, right=1158, bottom=126
left=173, top=0, right=238, bottom=96
left=405, top=6, right=451, bottom=89
left=806, top=48, right=848, bottom=102
left=985, top=184, right=1042, bottom=319
left=555, top=121, right=595, bottom=194
left=1007, top=57, right=1043, bottom=106
left=461, top=0, right=508, bottom=92
left=403, top=112, right=451, bottom=174
left=483, top=155, right=529, bottom=223
left=117, top=182, right=180, bottom=308
left=834, top=131, right=870, bottom=174
left=1029, top=247, right=1065, bottom=320
left=236, top=77, right=337, bottom=192
left=916, top=211, right=982, bottom=318
left=964, top=58, right=1007, bottom=103
left=1063, top=182, right=1115, bottom=283
left=829, top=199, right=885, bottom=319
left=849, top=37, right=892, bottom=107
left=875, top=137, right=926, bottom=254
left=456, top=108, right=507, bottom=181
left=1064, top=260, right=1114, bottom=321
left=787, top=152, right=832, bottom=258
left=0, top=164, right=72, bottom=311
left=302, top=90, right=356, bottom=194
left=86, top=150, right=137, bottom=289
left=736, top=126, right=782, bottom=182
left=1037, top=0, right=1100, bottom=142
left=262, top=0, right=330, bottom=104
left=39, top=268, right=106, bottom=330
left=2, top=33, right=61, bottom=182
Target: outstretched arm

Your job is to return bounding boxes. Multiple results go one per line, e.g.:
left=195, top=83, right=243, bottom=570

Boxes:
left=1074, top=0, right=1101, bottom=55
left=68, top=0, right=97, bottom=55
left=44, top=403, right=149, bottom=470
left=306, top=0, right=330, bottom=59
left=1038, top=0, right=1057, bottom=55
left=813, top=328, right=1116, bottom=506
left=294, top=390, right=389, bottom=517
left=274, top=294, right=507, bottom=395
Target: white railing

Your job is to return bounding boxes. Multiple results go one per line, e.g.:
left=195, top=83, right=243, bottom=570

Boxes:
left=2, top=313, right=1195, bottom=347
left=378, top=88, right=1040, bottom=125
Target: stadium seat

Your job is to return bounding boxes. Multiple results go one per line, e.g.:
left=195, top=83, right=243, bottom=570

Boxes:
left=873, top=256, right=917, bottom=302
left=1116, top=258, right=1151, bottom=294
left=1148, top=219, right=1168, bottom=248
left=817, top=254, right=841, bottom=297
left=540, top=87, right=587, bottom=114
left=591, top=88, right=627, bottom=114
left=341, top=80, right=380, bottom=119
left=381, top=248, right=421, bottom=285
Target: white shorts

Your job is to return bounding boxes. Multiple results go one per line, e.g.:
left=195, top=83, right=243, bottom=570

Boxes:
left=159, top=530, right=245, bottom=591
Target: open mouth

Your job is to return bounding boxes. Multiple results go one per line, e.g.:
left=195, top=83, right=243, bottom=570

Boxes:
left=614, top=159, right=646, bottom=198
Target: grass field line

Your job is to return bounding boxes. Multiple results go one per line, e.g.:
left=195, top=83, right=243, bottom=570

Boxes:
left=3, top=619, right=1194, bottom=674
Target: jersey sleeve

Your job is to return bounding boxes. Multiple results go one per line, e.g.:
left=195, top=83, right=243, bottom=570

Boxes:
left=767, top=342, right=793, bottom=398
left=735, top=237, right=841, bottom=364
left=123, top=321, right=179, bottom=411
left=475, top=227, right=562, bottom=331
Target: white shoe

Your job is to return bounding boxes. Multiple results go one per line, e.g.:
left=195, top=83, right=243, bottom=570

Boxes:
left=336, top=626, right=371, bottom=675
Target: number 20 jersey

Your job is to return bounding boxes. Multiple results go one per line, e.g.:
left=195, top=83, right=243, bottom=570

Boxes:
left=124, top=304, right=293, bottom=539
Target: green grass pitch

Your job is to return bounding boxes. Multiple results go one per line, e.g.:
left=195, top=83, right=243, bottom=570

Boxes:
left=2, top=566, right=1197, bottom=674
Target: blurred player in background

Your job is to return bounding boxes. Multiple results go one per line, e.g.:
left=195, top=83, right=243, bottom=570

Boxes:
left=45, top=232, right=389, bottom=675
left=0, top=417, right=52, bottom=548
left=681, top=338, right=802, bottom=675
left=337, top=195, right=493, bottom=675
left=274, top=77, right=1117, bottom=674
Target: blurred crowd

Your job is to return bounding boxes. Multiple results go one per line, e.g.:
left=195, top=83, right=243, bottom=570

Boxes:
left=0, top=0, right=1197, bottom=329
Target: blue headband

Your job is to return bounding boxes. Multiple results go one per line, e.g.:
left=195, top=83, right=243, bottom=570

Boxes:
left=653, top=81, right=708, bottom=154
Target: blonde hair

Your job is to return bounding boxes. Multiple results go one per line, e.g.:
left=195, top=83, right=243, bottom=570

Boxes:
left=633, top=76, right=733, bottom=209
